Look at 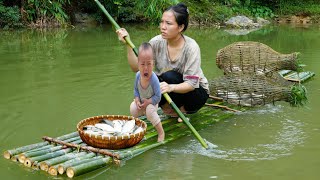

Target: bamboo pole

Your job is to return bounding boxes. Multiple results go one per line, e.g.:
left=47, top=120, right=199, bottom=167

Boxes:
left=39, top=151, right=88, bottom=172
left=163, top=93, right=209, bottom=148
left=24, top=148, right=73, bottom=167
left=66, top=157, right=111, bottom=178
left=54, top=152, right=97, bottom=175
left=94, top=0, right=208, bottom=149
left=42, top=136, right=120, bottom=159
left=24, top=147, right=75, bottom=167
left=94, top=0, right=138, bottom=56
left=205, top=103, right=241, bottom=112
left=18, top=136, right=81, bottom=164
left=20, top=145, right=64, bottom=164
left=3, top=131, right=79, bottom=159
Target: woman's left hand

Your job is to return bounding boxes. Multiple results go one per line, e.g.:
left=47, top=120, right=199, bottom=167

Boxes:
left=160, top=82, right=175, bottom=94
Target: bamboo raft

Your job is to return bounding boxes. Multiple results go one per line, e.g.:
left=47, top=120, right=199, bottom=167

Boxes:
left=2, top=70, right=315, bottom=178
left=3, top=105, right=235, bottom=178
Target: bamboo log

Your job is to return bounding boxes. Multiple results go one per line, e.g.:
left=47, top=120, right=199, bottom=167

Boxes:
left=42, top=136, right=120, bottom=159
left=18, top=136, right=81, bottom=164
left=57, top=155, right=104, bottom=175
left=24, top=148, right=73, bottom=167
left=3, top=131, right=79, bottom=159
left=3, top=142, right=49, bottom=160
left=66, top=157, right=111, bottom=178
left=51, top=152, right=96, bottom=175
left=19, top=146, right=63, bottom=164
left=39, top=151, right=87, bottom=172
left=10, top=155, right=19, bottom=162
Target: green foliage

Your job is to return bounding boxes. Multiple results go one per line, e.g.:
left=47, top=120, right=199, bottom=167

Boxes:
left=0, top=2, right=22, bottom=28
left=289, top=83, right=308, bottom=107
left=276, top=4, right=320, bottom=15
left=250, top=6, right=275, bottom=19
left=136, top=0, right=179, bottom=24
left=24, top=0, right=70, bottom=27
left=2, top=0, right=320, bottom=28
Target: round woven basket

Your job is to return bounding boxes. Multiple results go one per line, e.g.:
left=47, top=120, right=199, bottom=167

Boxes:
left=77, top=115, right=147, bottom=150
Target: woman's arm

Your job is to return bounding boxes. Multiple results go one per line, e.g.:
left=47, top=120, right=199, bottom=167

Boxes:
left=116, top=28, right=139, bottom=72
left=126, top=45, right=139, bottom=72
left=160, top=81, right=194, bottom=94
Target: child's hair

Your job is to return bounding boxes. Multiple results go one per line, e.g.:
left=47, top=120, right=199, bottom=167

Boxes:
left=138, top=42, right=153, bottom=61
left=139, top=42, right=152, bottom=53
left=165, top=3, right=189, bottom=32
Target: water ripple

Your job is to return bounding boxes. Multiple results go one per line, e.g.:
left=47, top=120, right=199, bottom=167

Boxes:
left=170, top=105, right=306, bottom=161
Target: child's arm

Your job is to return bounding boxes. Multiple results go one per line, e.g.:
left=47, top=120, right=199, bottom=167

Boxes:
left=150, top=72, right=161, bottom=105
left=134, top=72, right=142, bottom=109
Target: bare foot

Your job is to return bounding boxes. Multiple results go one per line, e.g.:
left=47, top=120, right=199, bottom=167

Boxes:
left=155, top=123, right=165, bottom=142
left=157, top=132, right=165, bottom=142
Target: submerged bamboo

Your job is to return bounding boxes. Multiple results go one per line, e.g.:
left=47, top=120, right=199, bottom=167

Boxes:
left=3, top=131, right=79, bottom=159
left=66, top=157, right=111, bottom=178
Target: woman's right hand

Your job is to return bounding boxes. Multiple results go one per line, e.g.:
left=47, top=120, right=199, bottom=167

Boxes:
left=116, top=28, right=129, bottom=44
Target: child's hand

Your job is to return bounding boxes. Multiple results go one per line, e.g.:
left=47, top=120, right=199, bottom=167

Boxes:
left=140, top=98, right=152, bottom=109
left=135, top=98, right=142, bottom=109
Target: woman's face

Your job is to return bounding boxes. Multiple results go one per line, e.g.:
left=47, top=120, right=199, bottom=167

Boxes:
left=138, top=49, right=154, bottom=81
left=160, top=11, right=184, bottom=39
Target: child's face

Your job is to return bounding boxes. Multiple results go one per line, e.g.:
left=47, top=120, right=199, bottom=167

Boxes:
left=138, top=50, right=154, bottom=80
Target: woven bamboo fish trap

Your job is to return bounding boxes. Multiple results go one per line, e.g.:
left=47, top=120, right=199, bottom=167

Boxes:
left=216, top=41, right=299, bottom=75
left=77, top=115, right=147, bottom=150
left=209, top=74, right=307, bottom=107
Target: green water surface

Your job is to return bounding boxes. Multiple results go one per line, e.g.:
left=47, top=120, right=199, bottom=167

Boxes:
left=0, top=24, right=319, bottom=179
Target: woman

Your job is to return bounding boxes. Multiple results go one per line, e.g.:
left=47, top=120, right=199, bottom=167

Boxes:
left=117, top=3, right=209, bottom=121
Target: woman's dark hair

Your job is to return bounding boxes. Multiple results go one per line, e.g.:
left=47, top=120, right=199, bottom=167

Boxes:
left=165, top=3, right=189, bottom=32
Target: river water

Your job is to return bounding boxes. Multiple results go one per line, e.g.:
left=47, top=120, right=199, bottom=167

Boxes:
left=0, top=24, right=319, bottom=179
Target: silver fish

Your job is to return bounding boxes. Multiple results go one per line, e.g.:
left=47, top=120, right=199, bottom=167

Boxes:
left=101, top=119, right=114, bottom=127
left=121, top=120, right=135, bottom=134
left=95, top=123, right=116, bottom=133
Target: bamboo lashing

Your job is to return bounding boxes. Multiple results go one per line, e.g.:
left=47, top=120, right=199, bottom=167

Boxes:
left=42, top=136, right=120, bottom=159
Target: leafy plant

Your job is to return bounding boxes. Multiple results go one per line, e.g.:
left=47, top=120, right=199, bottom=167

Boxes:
left=136, top=0, right=179, bottom=24
left=289, top=83, right=308, bottom=107
left=24, top=0, right=70, bottom=27
left=0, top=2, right=22, bottom=28
left=250, top=6, right=275, bottom=19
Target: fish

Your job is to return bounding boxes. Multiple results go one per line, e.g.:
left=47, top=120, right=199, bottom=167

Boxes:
left=83, top=119, right=143, bottom=137
left=113, top=120, right=123, bottom=133
left=133, top=126, right=143, bottom=134
left=121, top=120, right=136, bottom=134
left=101, top=119, right=114, bottom=127
left=94, top=123, right=116, bottom=133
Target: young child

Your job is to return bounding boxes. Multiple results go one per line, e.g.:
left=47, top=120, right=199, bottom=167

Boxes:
left=130, top=42, right=165, bottom=142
